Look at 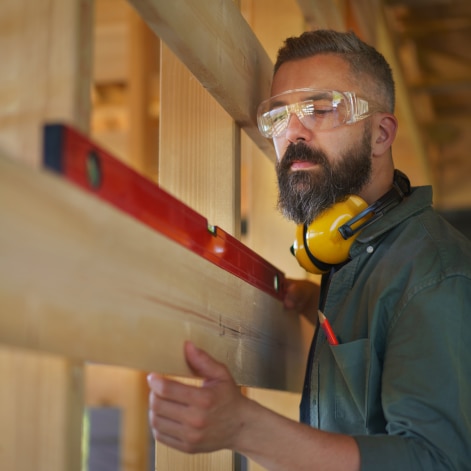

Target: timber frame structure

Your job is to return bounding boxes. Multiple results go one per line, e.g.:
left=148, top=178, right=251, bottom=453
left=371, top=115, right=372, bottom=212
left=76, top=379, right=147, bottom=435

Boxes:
left=0, top=1, right=435, bottom=470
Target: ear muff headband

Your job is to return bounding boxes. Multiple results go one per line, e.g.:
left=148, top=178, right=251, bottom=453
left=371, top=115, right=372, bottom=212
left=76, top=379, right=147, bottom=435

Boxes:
left=291, top=170, right=411, bottom=274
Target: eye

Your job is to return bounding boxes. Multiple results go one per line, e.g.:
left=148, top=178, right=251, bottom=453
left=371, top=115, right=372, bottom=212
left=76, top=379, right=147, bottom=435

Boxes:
left=300, top=101, right=334, bottom=119
left=313, top=107, right=334, bottom=117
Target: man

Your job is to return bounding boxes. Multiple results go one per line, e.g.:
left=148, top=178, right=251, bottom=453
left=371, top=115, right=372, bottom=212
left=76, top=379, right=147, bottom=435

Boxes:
left=148, top=30, right=471, bottom=470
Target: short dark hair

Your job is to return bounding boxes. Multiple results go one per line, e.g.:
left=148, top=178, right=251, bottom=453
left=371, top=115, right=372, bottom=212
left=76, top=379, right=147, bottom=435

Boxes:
left=274, top=30, right=395, bottom=112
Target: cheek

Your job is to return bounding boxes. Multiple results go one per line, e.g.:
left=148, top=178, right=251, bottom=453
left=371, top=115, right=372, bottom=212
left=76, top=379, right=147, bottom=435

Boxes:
left=324, top=127, right=365, bottom=159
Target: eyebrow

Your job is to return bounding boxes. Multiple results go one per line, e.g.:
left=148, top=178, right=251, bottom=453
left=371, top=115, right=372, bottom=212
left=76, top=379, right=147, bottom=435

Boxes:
left=269, top=90, right=334, bottom=109
left=311, top=91, right=331, bottom=99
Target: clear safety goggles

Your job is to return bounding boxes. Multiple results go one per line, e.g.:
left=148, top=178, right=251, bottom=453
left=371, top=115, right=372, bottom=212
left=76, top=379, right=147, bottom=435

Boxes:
left=257, top=88, right=379, bottom=139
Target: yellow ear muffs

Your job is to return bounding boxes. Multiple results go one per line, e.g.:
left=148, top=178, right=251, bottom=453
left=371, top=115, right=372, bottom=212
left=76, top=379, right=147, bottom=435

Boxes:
left=291, top=195, right=371, bottom=274
left=291, top=170, right=411, bottom=274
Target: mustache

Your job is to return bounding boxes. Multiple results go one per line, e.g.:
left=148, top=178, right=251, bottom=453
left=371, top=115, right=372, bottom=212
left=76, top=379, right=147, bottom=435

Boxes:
left=278, top=142, right=328, bottom=169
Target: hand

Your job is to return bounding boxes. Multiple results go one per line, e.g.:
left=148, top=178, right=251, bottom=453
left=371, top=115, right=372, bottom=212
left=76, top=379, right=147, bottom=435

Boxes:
left=148, top=341, right=249, bottom=453
left=283, top=278, right=320, bottom=324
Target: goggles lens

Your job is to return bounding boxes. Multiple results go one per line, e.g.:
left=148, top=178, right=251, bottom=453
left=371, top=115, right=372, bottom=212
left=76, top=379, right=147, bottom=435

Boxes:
left=257, top=89, right=374, bottom=139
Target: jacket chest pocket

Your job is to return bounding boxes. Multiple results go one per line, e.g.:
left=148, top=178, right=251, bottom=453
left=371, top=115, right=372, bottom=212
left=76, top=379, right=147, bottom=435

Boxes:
left=330, top=339, right=372, bottom=431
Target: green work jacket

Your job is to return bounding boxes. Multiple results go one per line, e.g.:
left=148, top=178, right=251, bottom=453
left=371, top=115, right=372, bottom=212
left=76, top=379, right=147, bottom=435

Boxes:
left=300, top=185, right=471, bottom=470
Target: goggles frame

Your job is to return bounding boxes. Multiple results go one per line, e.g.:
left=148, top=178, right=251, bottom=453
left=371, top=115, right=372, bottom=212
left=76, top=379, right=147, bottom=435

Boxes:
left=257, top=88, right=379, bottom=139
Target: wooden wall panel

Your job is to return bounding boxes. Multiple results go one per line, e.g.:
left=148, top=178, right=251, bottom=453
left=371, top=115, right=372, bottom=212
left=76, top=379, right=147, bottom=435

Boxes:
left=127, top=6, right=160, bottom=180
left=128, top=0, right=275, bottom=161
left=155, top=41, right=243, bottom=471
left=0, top=1, right=93, bottom=470
left=159, top=44, right=241, bottom=236
left=0, top=0, right=93, bottom=166
left=0, top=155, right=307, bottom=391
left=0, top=347, right=84, bottom=471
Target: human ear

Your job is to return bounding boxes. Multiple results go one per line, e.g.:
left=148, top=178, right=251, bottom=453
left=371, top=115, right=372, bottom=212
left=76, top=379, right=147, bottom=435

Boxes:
left=372, top=114, right=398, bottom=156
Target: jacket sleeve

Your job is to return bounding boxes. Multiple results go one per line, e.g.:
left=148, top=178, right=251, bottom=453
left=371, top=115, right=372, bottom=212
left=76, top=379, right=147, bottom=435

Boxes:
left=354, top=274, right=471, bottom=471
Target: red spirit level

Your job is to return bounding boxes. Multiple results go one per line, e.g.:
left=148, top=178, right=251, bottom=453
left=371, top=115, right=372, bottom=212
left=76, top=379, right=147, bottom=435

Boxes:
left=43, top=124, right=285, bottom=300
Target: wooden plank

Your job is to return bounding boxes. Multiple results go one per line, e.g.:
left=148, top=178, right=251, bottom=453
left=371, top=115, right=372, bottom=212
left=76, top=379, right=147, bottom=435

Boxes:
left=156, top=443, right=234, bottom=470
left=0, top=346, right=83, bottom=471
left=0, top=0, right=93, bottom=166
left=127, top=0, right=276, bottom=161
left=0, top=1, right=93, bottom=470
left=0, top=153, right=309, bottom=392
left=158, top=44, right=242, bottom=237
left=156, top=39, right=243, bottom=471
left=127, top=5, right=160, bottom=180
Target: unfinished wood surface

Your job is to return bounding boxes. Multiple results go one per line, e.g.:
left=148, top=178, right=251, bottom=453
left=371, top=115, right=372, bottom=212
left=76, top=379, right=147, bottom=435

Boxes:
left=0, top=346, right=83, bottom=471
left=159, top=44, right=241, bottom=236
left=127, top=5, right=160, bottom=180
left=0, top=0, right=93, bottom=167
left=156, top=447, right=234, bottom=470
left=156, top=40, right=244, bottom=470
left=0, top=154, right=308, bottom=392
left=128, top=0, right=275, bottom=161
left=0, top=1, right=93, bottom=470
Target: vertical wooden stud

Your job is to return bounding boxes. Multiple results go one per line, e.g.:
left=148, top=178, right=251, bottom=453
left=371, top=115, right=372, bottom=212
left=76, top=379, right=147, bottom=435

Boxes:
left=127, top=4, right=160, bottom=180
left=0, top=347, right=84, bottom=471
left=158, top=44, right=240, bottom=237
left=0, top=0, right=93, bottom=469
left=155, top=43, right=241, bottom=470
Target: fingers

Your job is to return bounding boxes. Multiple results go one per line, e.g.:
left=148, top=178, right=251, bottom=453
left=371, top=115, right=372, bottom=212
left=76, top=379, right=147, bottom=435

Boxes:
left=184, top=341, right=231, bottom=383
left=147, top=344, right=244, bottom=453
left=148, top=373, right=209, bottom=409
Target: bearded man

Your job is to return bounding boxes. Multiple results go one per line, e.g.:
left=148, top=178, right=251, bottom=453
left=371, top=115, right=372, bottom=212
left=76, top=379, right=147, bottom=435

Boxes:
left=148, top=30, right=471, bottom=471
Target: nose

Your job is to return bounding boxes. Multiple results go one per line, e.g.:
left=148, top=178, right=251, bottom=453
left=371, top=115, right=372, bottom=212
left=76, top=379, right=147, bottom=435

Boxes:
left=284, top=112, right=313, bottom=143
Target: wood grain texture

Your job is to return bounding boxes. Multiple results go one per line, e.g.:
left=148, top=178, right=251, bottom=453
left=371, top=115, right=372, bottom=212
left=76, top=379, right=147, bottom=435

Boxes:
left=0, top=0, right=93, bottom=166
left=128, top=0, right=276, bottom=160
left=0, top=346, right=83, bottom=471
left=0, top=154, right=309, bottom=392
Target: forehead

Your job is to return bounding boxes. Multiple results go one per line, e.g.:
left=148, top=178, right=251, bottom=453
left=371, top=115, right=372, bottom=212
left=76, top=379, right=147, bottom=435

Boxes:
left=271, top=54, right=356, bottom=96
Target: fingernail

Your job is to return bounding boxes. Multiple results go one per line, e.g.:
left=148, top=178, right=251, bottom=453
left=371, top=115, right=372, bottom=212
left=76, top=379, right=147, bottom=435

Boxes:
left=147, top=374, right=162, bottom=393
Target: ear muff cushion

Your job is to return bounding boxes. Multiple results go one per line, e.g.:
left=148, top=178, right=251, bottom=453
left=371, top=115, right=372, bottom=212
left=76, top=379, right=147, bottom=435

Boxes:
left=292, top=224, right=329, bottom=274
left=292, top=195, right=371, bottom=273
left=305, top=195, right=370, bottom=265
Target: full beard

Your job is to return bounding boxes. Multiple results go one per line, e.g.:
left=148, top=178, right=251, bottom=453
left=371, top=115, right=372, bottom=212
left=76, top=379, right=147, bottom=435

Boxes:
left=276, top=128, right=373, bottom=225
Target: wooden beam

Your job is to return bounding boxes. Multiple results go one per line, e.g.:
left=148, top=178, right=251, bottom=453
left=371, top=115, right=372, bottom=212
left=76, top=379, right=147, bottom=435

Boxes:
left=0, top=154, right=309, bottom=392
left=0, top=346, right=83, bottom=471
left=127, top=0, right=276, bottom=161
left=0, top=1, right=93, bottom=470
left=159, top=44, right=241, bottom=236
left=127, top=5, right=160, bottom=180
left=0, top=0, right=93, bottom=166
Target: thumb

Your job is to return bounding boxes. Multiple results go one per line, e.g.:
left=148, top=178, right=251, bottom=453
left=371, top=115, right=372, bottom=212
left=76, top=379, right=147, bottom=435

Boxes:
left=184, top=341, right=230, bottom=382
